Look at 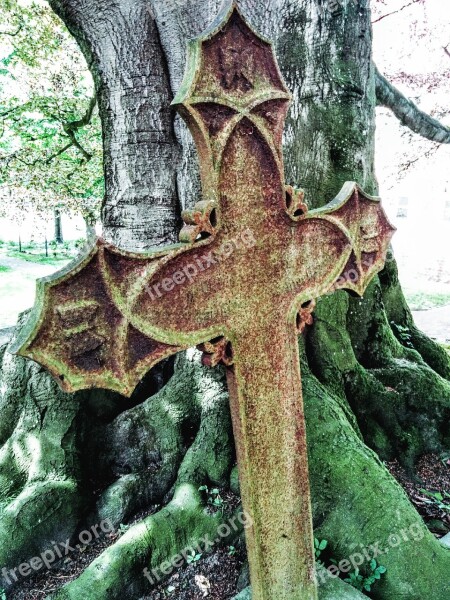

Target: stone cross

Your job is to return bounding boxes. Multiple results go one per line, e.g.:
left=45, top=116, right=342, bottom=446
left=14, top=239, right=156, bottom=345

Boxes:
left=13, top=5, right=395, bottom=599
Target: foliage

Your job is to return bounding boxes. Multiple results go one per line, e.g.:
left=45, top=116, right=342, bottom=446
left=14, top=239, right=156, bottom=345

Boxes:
left=198, top=485, right=225, bottom=513
left=315, top=538, right=387, bottom=595
left=314, top=538, right=328, bottom=561
left=344, top=560, right=387, bottom=593
left=0, top=0, right=103, bottom=225
left=0, top=588, right=6, bottom=600
left=118, top=523, right=131, bottom=537
left=373, top=0, right=450, bottom=183
left=0, top=264, right=11, bottom=272
left=186, top=549, right=202, bottom=564
left=420, top=489, right=450, bottom=512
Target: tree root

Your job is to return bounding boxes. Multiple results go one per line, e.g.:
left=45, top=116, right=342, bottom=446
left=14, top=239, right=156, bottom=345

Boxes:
left=307, top=273, right=450, bottom=467
left=302, top=352, right=450, bottom=599
left=0, top=333, right=84, bottom=571
left=47, top=484, right=229, bottom=600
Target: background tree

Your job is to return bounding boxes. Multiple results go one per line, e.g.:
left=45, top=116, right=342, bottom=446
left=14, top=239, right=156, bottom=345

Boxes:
left=0, top=0, right=102, bottom=234
left=0, top=1, right=449, bottom=599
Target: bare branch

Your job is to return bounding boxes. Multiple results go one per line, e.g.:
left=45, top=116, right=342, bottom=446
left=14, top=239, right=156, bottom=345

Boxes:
left=3, top=141, right=74, bottom=167
left=375, top=65, right=450, bottom=144
left=61, top=97, right=97, bottom=161
left=65, top=95, right=97, bottom=131
left=443, top=45, right=450, bottom=60
left=372, top=0, right=422, bottom=24
left=0, top=104, right=28, bottom=118
left=45, top=141, right=75, bottom=164
left=62, top=126, right=92, bottom=161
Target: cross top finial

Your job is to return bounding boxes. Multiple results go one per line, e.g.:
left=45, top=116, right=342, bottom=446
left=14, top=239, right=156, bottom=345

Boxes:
left=173, top=6, right=291, bottom=207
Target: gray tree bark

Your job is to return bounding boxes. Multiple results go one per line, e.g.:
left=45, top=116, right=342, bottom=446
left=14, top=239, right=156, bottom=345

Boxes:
left=49, top=0, right=182, bottom=250
left=375, top=66, right=450, bottom=144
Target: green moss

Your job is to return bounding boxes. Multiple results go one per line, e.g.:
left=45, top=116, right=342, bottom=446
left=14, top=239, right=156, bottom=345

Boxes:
left=47, top=485, right=225, bottom=600
left=303, top=368, right=450, bottom=600
left=230, top=465, right=240, bottom=495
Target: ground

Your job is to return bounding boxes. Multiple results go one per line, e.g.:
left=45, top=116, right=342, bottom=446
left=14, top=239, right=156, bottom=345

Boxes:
left=413, top=306, right=450, bottom=344
left=2, top=453, right=448, bottom=600
left=0, top=242, right=72, bottom=329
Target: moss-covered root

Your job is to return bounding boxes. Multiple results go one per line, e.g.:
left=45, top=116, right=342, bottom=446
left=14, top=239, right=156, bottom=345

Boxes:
left=0, top=343, right=83, bottom=571
left=46, top=485, right=226, bottom=600
left=308, top=286, right=450, bottom=466
left=379, top=252, right=450, bottom=380
left=303, top=368, right=450, bottom=599
left=88, top=349, right=233, bottom=527
left=46, top=351, right=234, bottom=600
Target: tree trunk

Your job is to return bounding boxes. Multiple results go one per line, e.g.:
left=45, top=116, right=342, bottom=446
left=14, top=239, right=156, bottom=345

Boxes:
left=54, top=209, right=63, bottom=244
left=1, top=1, right=449, bottom=599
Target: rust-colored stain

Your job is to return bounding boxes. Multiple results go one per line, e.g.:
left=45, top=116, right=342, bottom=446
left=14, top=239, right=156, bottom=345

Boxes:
left=12, top=4, right=395, bottom=599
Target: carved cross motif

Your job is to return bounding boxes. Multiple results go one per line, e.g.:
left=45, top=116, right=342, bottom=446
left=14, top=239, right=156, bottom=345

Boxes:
left=13, top=5, right=395, bottom=599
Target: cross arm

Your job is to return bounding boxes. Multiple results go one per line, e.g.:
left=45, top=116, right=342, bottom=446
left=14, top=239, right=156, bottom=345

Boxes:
left=290, top=181, right=396, bottom=303
left=10, top=239, right=186, bottom=396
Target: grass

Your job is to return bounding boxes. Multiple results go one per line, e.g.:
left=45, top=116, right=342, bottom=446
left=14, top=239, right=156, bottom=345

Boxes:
left=0, top=240, right=78, bottom=328
left=405, top=291, right=450, bottom=311
left=7, top=250, right=70, bottom=265
left=3, top=239, right=84, bottom=266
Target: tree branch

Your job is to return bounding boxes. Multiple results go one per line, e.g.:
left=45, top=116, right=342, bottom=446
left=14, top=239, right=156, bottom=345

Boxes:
left=62, top=126, right=92, bottom=161
left=443, top=45, right=450, bottom=60
left=45, top=141, right=74, bottom=164
left=65, top=95, right=97, bottom=131
left=375, top=66, right=450, bottom=144
left=61, top=95, right=97, bottom=162
left=372, top=0, right=422, bottom=24
left=4, top=140, right=75, bottom=167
